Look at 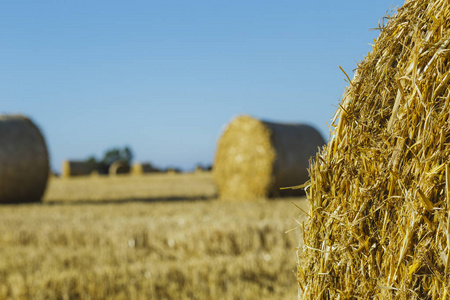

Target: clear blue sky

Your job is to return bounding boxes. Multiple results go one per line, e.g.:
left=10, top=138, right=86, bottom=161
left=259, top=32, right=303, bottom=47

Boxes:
left=1, top=0, right=404, bottom=172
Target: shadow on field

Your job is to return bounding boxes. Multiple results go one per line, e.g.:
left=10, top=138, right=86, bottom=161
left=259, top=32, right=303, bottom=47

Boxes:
left=44, top=195, right=217, bottom=206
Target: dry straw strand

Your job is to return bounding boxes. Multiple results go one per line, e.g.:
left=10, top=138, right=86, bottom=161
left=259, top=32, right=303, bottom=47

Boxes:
left=0, top=114, right=49, bottom=203
left=214, top=115, right=324, bottom=199
left=298, top=0, right=450, bottom=298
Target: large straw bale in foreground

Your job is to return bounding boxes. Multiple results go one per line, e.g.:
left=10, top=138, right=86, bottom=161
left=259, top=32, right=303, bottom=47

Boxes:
left=61, top=160, right=97, bottom=178
left=214, top=115, right=324, bottom=199
left=298, top=1, right=450, bottom=298
left=0, top=115, right=49, bottom=203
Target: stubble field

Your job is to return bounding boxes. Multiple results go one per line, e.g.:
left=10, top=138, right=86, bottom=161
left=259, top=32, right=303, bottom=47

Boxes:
left=0, top=172, right=308, bottom=299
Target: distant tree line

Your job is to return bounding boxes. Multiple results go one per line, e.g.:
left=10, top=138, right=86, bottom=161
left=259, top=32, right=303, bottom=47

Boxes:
left=81, top=146, right=214, bottom=175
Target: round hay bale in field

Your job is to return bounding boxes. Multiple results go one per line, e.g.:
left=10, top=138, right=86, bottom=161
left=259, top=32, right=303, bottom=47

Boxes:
left=131, top=162, right=160, bottom=175
left=0, top=114, right=49, bottom=203
left=109, top=161, right=130, bottom=175
left=166, top=167, right=181, bottom=175
left=213, top=115, right=325, bottom=199
left=61, top=160, right=97, bottom=178
left=298, top=1, right=450, bottom=298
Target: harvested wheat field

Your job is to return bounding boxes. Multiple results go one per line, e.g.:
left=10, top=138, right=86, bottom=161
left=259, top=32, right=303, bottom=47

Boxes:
left=1, top=172, right=307, bottom=299
left=44, top=172, right=218, bottom=203
left=298, top=0, right=450, bottom=298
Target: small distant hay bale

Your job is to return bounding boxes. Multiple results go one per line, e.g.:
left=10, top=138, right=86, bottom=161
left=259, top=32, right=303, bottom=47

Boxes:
left=213, top=115, right=325, bottom=199
left=131, top=162, right=160, bottom=175
left=0, top=114, right=49, bottom=203
left=194, top=165, right=204, bottom=173
left=298, top=1, right=450, bottom=298
left=166, top=167, right=180, bottom=174
left=109, top=161, right=130, bottom=175
left=61, top=160, right=97, bottom=178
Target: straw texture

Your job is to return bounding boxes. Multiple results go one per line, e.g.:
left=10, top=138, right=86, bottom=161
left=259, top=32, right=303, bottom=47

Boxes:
left=298, top=1, right=450, bottom=298
left=214, top=115, right=324, bottom=199
left=0, top=115, right=49, bottom=203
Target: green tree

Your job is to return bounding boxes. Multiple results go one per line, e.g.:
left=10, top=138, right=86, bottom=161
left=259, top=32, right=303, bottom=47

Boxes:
left=83, top=146, right=134, bottom=174
left=84, top=155, right=99, bottom=170
left=101, top=146, right=133, bottom=166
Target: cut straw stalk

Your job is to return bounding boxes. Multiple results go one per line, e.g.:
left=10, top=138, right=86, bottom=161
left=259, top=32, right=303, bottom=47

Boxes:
left=446, top=164, right=450, bottom=274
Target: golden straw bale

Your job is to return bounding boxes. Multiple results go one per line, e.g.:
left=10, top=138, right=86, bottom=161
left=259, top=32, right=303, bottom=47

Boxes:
left=61, top=160, right=97, bottom=178
left=214, top=115, right=324, bottom=199
left=0, top=114, right=49, bottom=203
left=166, top=167, right=180, bottom=175
left=109, top=161, right=130, bottom=175
left=131, top=162, right=160, bottom=175
left=298, top=1, right=450, bottom=298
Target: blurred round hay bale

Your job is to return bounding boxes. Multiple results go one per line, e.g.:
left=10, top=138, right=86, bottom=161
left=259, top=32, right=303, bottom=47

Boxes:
left=131, top=162, right=159, bottom=175
left=109, top=161, right=130, bottom=175
left=61, top=160, right=97, bottom=178
left=166, top=167, right=181, bottom=175
left=213, top=115, right=325, bottom=199
left=0, top=114, right=49, bottom=203
left=298, top=1, right=450, bottom=298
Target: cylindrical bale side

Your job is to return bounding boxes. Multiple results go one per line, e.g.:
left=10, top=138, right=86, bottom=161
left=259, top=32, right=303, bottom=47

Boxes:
left=109, top=161, right=130, bottom=175
left=0, top=115, right=49, bottom=203
left=62, top=160, right=97, bottom=178
left=213, top=115, right=325, bottom=199
left=267, top=120, right=325, bottom=197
